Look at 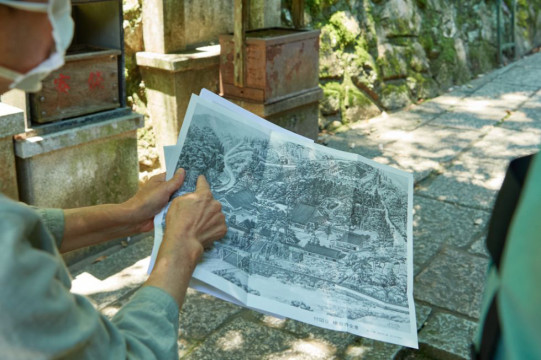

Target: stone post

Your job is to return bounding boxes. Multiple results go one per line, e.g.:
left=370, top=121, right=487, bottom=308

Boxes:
left=136, top=47, right=221, bottom=166
left=138, top=0, right=281, bottom=167
left=0, top=103, right=25, bottom=200
left=15, top=112, right=143, bottom=209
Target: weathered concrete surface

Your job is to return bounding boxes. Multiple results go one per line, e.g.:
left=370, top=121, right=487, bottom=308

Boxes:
left=68, top=52, right=541, bottom=359
left=418, top=312, right=478, bottom=359
left=415, top=247, right=489, bottom=319
left=14, top=112, right=143, bottom=265
left=15, top=113, right=143, bottom=209
left=136, top=46, right=220, bottom=167
left=142, top=0, right=281, bottom=54
left=0, top=103, right=25, bottom=200
left=412, top=195, right=490, bottom=275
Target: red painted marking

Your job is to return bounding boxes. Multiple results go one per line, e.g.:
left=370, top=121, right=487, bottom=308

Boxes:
left=54, top=73, right=71, bottom=93
left=88, top=71, right=104, bottom=90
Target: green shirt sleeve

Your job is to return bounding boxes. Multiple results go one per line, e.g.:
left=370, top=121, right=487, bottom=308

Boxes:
left=111, top=286, right=180, bottom=358
left=34, top=207, right=65, bottom=248
left=0, top=197, right=180, bottom=359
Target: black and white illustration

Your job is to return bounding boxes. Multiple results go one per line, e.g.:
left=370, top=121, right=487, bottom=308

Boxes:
left=151, top=94, right=417, bottom=348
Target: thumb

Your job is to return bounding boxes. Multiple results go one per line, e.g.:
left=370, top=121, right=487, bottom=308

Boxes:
left=167, top=168, right=186, bottom=192
left=196, top=174, right=210, bottom=193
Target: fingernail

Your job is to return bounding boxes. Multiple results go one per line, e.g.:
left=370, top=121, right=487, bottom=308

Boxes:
left=177, top=168, right=185, bottom=176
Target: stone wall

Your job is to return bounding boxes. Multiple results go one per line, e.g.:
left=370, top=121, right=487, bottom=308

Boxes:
left=282, top=0, right=541, bottom=131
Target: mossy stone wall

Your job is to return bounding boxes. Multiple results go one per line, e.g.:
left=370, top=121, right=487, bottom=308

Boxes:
left=283, top=0, right=541, bottom=130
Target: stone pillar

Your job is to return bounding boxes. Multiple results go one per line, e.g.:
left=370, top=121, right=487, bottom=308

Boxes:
left=136, top=46, right=221, bottom=166
left=138, top=0, right=282, bottom=167
left=0, top=103, right=25, bottom=200
left=142, top=0, right=281, bottom=54
left=15, top=112, right=143, bottom=209
left=227, top=87, right=323, bottom=140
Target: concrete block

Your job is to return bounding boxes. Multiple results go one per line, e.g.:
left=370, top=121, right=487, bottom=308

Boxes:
left=415, top=247, right=489, bottom=319
left=430, top=108, right=505, bottom=130
left=417, top=172, right=499, bottom=210
left=0, top=103, right=25, bottom=200
left=495, top=65, right=541, bottom=88
left=186, top=317, right=298, bottom=360
left=470, top=82, right=537, bottom=111
left=137, top=47, right=220, bottom=167
left=467, top=126, right=541, bottom=163
left=282, top=319, right=357, bottom=355
left=15, top=112, right=143, bottom=209
left=142, top=0, right=280, bottom=54
left=412, top=195, right=491, bottom=274
left=177, top=289, right=243, bottom=357
left=382, top=125, right=483, bottom=164
left=266, top=102, right=320, bottom=141
left=249, top=0, right=281, bottom=29
left=225, top=87, right=323, bottom=140
left=418, top=312, right=478, bottom=359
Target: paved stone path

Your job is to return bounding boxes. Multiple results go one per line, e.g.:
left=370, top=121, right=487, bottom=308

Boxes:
left=69, top=52, right=541, bottom=359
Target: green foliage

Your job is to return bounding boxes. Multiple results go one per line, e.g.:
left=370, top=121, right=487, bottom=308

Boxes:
left=376, top=54, right=407, bottom=80
left=322, top=81, right=345, bottom=98
left=345, top=85, right=374, bottom=108
left=516, top=0, right=531, bottom=39
left=416, top=0, right=427, bottom=10
left=381, top=83, right=409, bottom=97
left=469, top=40, right=497, bottom=75
left=353, top=42, right=376, bottom=70
left=418, top=10, right=438, bottom=56
left=326, top=11, right=358, bottom=50
left=406, top=71, right=439, bottom=100
left=439, top=37, right=457, bottom=63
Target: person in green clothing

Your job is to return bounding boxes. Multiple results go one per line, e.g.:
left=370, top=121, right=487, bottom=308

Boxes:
left=0, top=1, right=227, bottom=358
left=472, top=153, right=541, bottom=359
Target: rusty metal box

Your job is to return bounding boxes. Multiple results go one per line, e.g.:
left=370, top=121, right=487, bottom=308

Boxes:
left=30, top=46, right=121, bottom=123
left=219, top=28, right=320, bottom=103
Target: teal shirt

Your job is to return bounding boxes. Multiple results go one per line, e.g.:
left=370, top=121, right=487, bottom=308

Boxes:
left=0, top=195, right=180, bottom=359
left=475, top=153, right=541, bottom=359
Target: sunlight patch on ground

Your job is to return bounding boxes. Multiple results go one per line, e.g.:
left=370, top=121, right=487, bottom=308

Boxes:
left=344, top=344, right=370, bottom=358
left=266, top=339, right=336, bottom=359
left=261, top=315, right=287, bottom=328
left=71, top=257, right=150, bottom=296
left=290, top=339, right=335, bottom=358
left=217, top=330, right=244, bottom=351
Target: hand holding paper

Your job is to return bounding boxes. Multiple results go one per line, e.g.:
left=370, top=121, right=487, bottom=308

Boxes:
left=145, top=170, right=227, bottom=306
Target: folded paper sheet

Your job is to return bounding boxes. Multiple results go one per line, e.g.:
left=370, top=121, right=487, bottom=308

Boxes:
left=150, top=90, right=418, bottom=348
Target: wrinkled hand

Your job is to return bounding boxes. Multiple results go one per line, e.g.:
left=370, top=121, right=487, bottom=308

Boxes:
left=162, top=175, right=227, bottom=263
left=145, top=174, right=227, bottom=307
left=123, top=169, right=186, bottom=233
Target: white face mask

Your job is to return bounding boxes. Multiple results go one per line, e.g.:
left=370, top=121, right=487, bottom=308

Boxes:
left=0, top=0, right=74, bottom=92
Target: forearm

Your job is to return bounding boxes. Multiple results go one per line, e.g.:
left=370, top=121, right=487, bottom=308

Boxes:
left=144, top=235, right=203, bottom=307
left=60, top=203, right=139, bottom=253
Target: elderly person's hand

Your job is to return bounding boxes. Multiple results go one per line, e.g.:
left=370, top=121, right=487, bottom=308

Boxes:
left=163, top=175, right=227, bottom=258
left=145, top=174, right=227, bottom=307
left=60, top=169, right=186, bottom=252
left=122, top=169, right=186, bottom=233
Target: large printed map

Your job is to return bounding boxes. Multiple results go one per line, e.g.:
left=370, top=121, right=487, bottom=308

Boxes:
left=150, top=92, right=417, bottom=348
